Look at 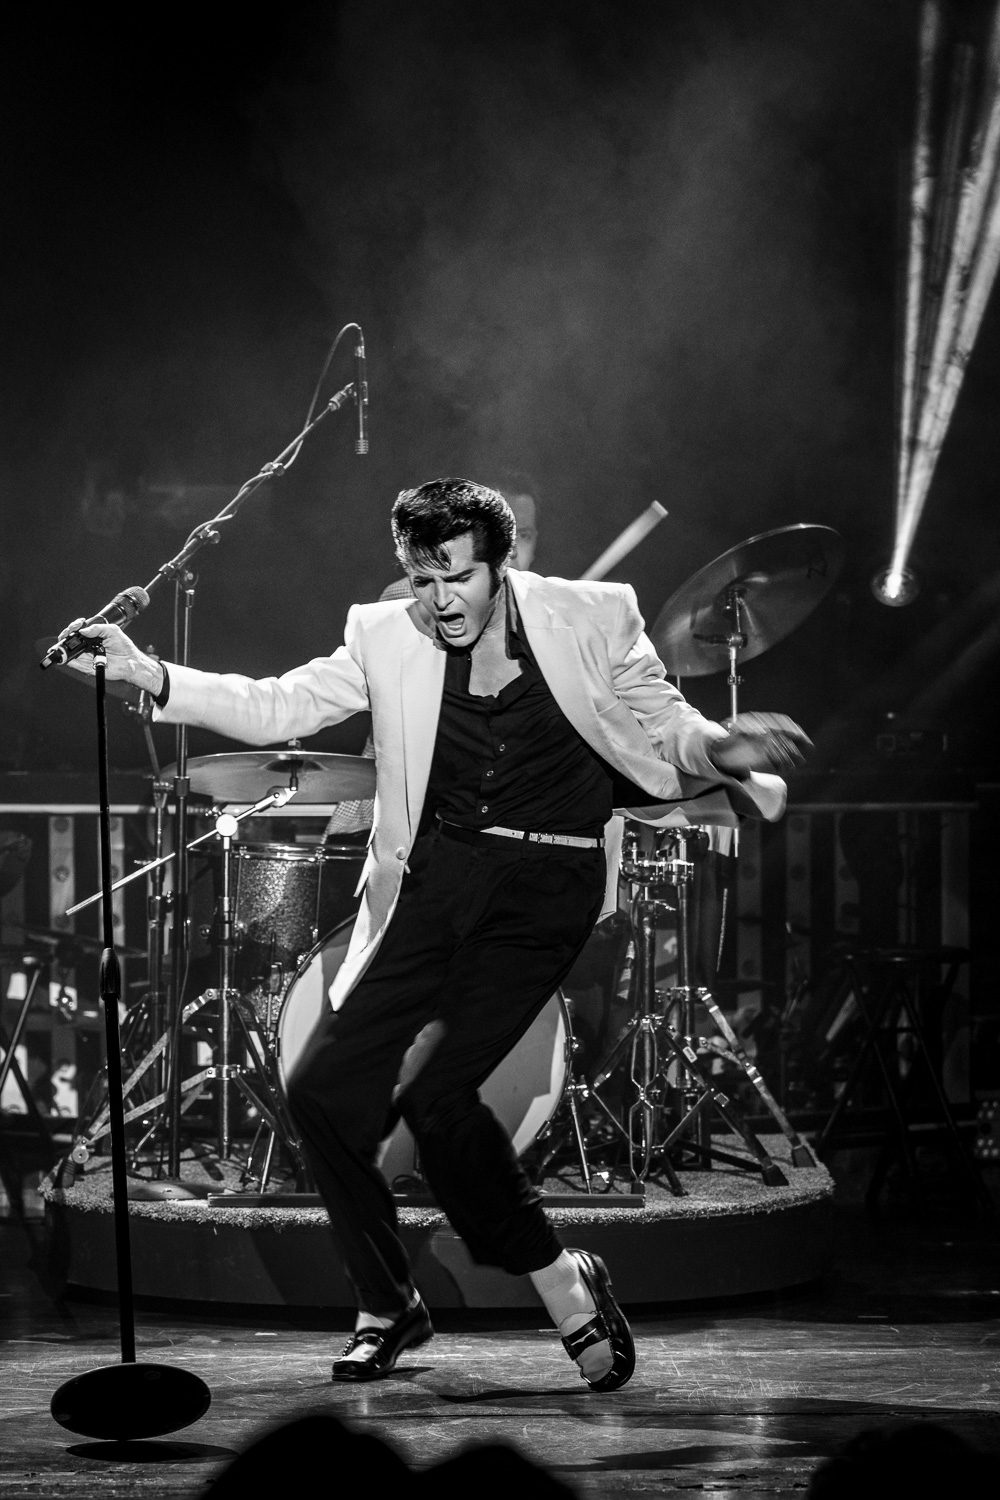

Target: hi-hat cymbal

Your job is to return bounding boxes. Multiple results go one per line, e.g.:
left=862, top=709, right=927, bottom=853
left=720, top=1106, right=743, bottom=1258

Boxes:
left=178, top=750, right=377, bottom=804
left=651, top=524, right=845, bottom=677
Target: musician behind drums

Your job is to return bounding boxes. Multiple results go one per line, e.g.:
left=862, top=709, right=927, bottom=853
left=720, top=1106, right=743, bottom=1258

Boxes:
left=57, top=478, right=810, bottom=1393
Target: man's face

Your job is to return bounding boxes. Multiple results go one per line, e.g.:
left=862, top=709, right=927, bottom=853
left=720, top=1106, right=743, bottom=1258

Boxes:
left=405, top=531, right=505, bottom=647
left=508, top=492, right=537, bottom=570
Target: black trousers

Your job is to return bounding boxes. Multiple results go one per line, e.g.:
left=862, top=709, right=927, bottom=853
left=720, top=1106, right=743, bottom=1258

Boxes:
left=284, top=824, right=606, bottom=1314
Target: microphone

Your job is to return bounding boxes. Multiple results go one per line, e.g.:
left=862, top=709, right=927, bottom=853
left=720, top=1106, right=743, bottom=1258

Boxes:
left=40, top=586, right=151, bottom=669
left=353, top=329, right=369, bottom=455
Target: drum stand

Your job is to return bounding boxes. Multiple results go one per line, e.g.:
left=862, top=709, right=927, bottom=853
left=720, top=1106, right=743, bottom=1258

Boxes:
left=593, top=826, right=816, bottom=1193
left=198, top=794, right=314, bottom=1194
left=55, top=784, right=306, bottom=1190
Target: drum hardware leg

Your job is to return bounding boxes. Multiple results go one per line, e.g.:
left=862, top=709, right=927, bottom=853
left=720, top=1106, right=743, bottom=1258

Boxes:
left=618, top=829, right=789, bottom=1190
left=604, top=884, right=685, bottom=1194
left=213, top=820, right=240, bottom=1161
left=257, top=1118, right=280, bottom=1191
left=653, top=1000, right=788, bottom=1186
left=563, top=1077, right=603, bottom=1190
left=61, top=1065, right=220, bottom=1184
left=552, top=998, right=601, bottom=1189
left=621, top=1008, right=684, bottom=1195
left=235, top=1114, right=282, bottom=1194
left=53, top=989, right=220, bottom=1181
left=524, top=996, right=614, bottom=1193
left=0, top=963, right=53, bottom=1145
left=696, top=989, right=816, bottom=1167
left=662, top=851, right=787, bottom=1185
left=216, top=992, right=312, bottom=1193
left=142, top=777, right=172, bottom=1107
left=211, top=1067, right=296, bottom=1185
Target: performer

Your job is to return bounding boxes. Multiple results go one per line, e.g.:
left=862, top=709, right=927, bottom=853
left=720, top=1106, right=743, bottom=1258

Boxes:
left=58, top=478, right=810, bottom=1391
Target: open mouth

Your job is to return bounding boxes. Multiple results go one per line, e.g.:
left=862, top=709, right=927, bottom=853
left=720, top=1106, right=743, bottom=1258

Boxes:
left=436, top=613, right=465, bottom=633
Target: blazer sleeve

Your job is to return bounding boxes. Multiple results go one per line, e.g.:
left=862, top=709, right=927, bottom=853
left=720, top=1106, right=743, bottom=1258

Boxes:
left=606, top=586, right=731, bottom=781
left=153, top=605, right=371, bottom=743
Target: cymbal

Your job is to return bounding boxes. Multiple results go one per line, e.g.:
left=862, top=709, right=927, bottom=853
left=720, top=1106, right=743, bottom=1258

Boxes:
left=13, top=925, right=146, bottom=960
left=34, top=638, right=141, bottom=702
left=651, top=524, right=845, bottom=676
left=179, top=750, right=377, bottom=805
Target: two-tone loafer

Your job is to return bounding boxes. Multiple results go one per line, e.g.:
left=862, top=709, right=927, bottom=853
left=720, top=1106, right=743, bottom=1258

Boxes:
left=561, top=1248, right=635, bottom=1392
left=331, top=1297, right=434, bottom=1382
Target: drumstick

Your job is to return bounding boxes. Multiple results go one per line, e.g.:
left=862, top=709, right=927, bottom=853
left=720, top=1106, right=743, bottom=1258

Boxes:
left=580, top=501, right=668, bottom=580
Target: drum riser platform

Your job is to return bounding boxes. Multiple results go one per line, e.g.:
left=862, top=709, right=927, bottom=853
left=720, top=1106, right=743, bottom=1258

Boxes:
left=45, top=1159, right=836, bottom=1311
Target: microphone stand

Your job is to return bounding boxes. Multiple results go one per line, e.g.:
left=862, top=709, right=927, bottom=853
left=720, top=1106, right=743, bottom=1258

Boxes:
left=43, top=366, right=357, bottom=1194
left=136, top=380, right=358, bottom=1181
left=50, top=644, right=211, bottom=1442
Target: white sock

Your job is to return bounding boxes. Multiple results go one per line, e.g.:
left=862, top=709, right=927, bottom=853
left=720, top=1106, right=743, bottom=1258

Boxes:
left=529, top=1251, right=612, bottom=1382
left=355, top=1310, right=397, bottom=1332
left=339, top=1291, right=418, bottom=1363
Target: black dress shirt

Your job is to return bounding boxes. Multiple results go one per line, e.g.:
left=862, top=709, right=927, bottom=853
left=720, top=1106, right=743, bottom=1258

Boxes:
left=425, top=584, right=614, bottom=837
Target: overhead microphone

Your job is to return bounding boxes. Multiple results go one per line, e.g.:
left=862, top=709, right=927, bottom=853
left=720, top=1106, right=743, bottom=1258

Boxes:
left=353, top=329, right=369, bottom=455
left=39, top=586, right=151, bottom=669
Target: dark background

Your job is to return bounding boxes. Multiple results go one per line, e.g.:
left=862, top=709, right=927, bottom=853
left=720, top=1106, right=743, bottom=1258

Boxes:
left=3, top=0, right=999, bottom=796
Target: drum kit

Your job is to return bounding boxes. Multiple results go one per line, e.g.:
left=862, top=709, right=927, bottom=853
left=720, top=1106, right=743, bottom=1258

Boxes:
left=58, top=523, right=843, bottom=1203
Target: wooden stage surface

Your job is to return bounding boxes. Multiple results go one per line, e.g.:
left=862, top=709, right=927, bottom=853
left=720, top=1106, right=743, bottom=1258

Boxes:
left=1, top=1144, right=999, bottom=1498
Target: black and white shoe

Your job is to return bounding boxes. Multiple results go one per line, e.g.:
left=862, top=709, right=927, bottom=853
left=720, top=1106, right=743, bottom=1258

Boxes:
left=561, top=1249, right=635, bottom=1392
left=331, top=1298, right=434, bottom=1383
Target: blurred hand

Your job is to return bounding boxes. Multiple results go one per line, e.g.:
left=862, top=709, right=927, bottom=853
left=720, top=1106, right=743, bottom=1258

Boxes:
left=709, top=711, right=812, bottom=777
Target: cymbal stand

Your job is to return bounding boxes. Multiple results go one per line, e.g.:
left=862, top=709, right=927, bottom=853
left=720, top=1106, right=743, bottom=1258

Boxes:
left=692, top=584, right=752, bottom=852
left=688, top=586, right=816, bottom=1165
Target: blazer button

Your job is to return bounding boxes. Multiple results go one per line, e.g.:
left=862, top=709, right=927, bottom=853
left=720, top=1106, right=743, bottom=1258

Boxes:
left=395, top=846, right=407, bottom=860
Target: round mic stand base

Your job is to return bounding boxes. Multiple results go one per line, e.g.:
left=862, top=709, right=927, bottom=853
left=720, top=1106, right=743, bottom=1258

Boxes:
left=51, top=1361, right=211, bottom=1443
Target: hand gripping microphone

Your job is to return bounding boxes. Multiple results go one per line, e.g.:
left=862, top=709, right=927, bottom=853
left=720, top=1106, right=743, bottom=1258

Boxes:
left=40, top=585, right=151, bottom=669
left=354, top=329, right=369, bottom=455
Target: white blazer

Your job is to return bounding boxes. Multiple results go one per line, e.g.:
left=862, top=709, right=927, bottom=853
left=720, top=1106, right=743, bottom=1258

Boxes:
left=157, top=570, right=785, bottom=1008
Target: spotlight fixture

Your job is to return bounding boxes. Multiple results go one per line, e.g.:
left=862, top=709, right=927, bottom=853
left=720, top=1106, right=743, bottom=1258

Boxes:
left=871, top=564, right=920, bottom=608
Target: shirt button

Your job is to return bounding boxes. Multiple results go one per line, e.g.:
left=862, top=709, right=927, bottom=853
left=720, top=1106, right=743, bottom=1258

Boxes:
left=480, top=805, right=489, bottom=815
left=485, top=769, right=494, bottom=779
left=395, top=846, right=407, bottom=860
left=498, top=743, right=506, bottom=752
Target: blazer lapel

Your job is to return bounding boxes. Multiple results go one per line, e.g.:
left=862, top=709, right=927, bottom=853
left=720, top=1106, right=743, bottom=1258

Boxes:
left=509, top=570, right=652, bottom=759
left=508, top=571, right=593, bottom=722
left=398, top=615, right=446, bottom=834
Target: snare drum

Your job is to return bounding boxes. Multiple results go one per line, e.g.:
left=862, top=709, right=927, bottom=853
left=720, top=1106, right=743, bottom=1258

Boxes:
left=274, top=917, right=569, bottom=1190
left=231, top=842, right=364, bottom=1024
left=618, top=820, right=735, bottom=993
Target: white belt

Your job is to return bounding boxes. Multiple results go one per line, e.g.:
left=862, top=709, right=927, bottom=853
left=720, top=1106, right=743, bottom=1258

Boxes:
left=438, top=817, right=604, bottom=849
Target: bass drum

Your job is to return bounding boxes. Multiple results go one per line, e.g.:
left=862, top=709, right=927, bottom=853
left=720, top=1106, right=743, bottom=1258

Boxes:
left=274, top=918, right=569, bottom=1189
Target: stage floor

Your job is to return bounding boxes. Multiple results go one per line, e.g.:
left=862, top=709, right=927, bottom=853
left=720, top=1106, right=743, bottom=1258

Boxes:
left=1, top=1148, right=998, bottom=1498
